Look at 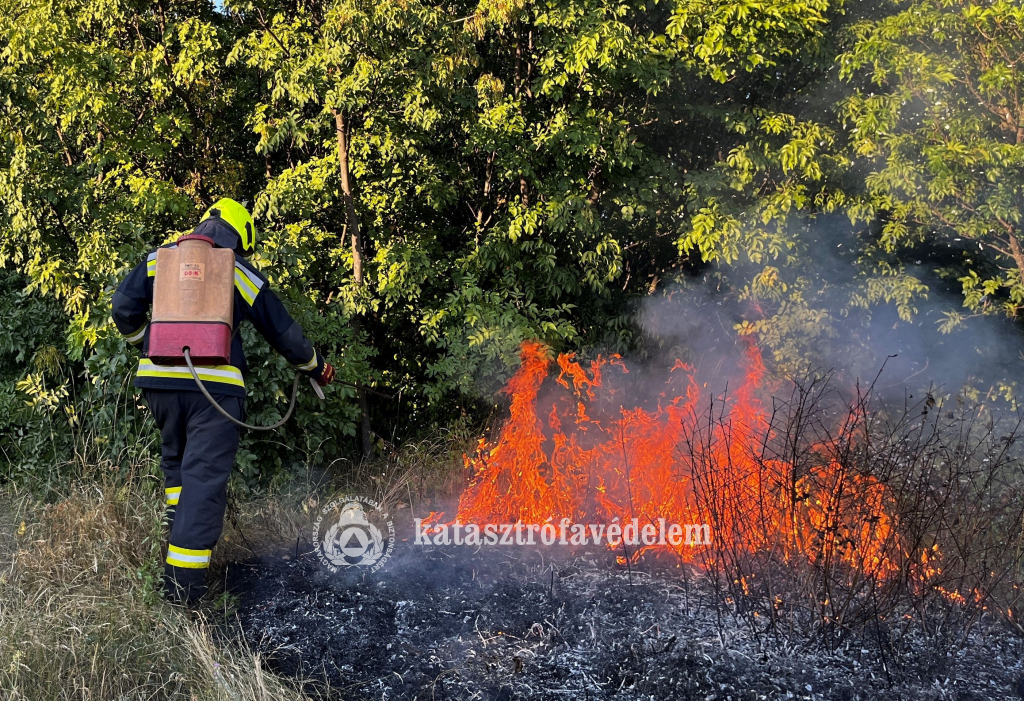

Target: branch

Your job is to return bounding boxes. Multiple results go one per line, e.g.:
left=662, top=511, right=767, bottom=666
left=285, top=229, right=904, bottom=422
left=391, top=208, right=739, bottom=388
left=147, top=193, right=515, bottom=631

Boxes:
left=255, top=8, right=292, bottom=59
left=53, top=125, right=74, bottom=166
left=476, top=151, right=495, bottom=227
left=992, top=213, right=1016, bottom=235
left=961, top=74, right=1018, bottom=141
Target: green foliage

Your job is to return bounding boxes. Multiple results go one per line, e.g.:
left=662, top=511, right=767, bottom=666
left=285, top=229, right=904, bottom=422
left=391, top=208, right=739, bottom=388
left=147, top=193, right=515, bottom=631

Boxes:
left=840, top=0, right=1024, bottom=321
left=0, top=269, right=70, bottom=478
left=1, top=0, right=1022, bottom=483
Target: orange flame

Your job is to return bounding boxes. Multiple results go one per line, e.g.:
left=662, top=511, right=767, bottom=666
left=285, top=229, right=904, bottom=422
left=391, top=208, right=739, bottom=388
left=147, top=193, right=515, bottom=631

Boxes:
left=452, top=341, right=899, bottom=576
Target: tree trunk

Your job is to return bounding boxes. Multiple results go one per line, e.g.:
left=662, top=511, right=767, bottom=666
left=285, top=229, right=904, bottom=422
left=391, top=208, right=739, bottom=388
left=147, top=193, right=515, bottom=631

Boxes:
left=333, top=108, right=374, bottom=459
left=334, top=110, right=364, bottom=283
left=1009, top=232, right=1024, bottom=295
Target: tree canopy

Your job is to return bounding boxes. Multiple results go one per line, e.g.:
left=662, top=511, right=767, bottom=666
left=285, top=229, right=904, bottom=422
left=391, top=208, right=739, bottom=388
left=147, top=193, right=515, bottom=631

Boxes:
left=1, top=0, right=1022, bottom=479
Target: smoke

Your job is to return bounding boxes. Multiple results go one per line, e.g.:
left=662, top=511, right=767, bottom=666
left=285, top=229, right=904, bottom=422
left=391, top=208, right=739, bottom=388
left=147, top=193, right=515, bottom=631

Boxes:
left=635, top=214, right=1024, bottom=409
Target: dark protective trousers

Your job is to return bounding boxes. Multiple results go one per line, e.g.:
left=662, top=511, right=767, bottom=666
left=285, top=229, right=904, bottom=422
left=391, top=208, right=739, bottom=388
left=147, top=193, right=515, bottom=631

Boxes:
left=144, top=389, right=243, bottom=602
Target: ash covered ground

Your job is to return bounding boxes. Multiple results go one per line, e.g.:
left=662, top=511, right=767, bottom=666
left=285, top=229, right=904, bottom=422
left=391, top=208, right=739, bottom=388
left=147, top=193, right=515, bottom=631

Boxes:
left=227, top=544, right=1024, bottom=700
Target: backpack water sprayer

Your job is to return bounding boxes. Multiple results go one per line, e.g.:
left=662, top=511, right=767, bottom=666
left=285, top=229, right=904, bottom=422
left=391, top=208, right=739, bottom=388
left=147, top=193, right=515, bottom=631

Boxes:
left=148, top=234, right=323, bottom=431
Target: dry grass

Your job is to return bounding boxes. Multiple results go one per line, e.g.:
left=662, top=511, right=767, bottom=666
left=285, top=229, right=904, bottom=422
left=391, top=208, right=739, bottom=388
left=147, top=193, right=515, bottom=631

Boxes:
left=0, top=479, right=312, bottom=701
left=0, top=430, right=472, bottom=701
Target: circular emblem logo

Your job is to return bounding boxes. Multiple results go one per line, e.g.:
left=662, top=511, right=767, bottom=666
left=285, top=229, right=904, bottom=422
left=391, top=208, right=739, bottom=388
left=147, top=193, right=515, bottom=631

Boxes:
left=312, top=495, right=395, bottom=572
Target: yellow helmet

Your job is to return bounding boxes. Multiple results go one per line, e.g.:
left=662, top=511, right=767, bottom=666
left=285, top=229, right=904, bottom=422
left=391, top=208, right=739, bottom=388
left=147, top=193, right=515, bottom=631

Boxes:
left=200, top=198, right=255, bottom=253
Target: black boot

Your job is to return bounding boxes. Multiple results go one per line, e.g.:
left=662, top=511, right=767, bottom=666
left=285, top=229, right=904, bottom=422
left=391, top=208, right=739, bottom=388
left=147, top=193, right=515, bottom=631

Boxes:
left=163, top=563, right=207, bottom=606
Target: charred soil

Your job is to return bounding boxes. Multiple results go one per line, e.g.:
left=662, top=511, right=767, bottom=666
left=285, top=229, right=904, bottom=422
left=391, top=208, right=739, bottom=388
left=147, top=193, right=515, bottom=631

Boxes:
left=227, top=545, right=1024, bottom=700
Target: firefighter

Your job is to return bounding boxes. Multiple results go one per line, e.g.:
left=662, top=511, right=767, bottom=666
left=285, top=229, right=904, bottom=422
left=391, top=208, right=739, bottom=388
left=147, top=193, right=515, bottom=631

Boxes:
left=111, top=198, right=335, bottom=604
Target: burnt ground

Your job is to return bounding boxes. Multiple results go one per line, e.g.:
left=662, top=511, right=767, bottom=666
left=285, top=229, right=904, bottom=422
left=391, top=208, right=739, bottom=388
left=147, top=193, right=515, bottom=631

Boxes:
left=225, top=541, right=1024, bottom=701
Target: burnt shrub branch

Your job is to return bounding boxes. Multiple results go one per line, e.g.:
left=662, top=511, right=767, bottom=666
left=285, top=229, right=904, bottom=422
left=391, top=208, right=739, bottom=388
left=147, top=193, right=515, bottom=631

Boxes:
left=682, top=373, right=1024, bottom=655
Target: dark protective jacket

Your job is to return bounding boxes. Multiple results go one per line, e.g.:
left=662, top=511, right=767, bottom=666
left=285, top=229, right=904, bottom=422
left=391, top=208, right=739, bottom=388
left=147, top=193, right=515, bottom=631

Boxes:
left=111, top=218, right=325, bottom=398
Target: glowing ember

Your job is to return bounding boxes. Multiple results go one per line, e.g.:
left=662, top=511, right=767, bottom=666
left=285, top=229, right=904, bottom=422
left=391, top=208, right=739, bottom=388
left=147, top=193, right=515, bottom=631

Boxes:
left=449, top=341, right=900, bottom=576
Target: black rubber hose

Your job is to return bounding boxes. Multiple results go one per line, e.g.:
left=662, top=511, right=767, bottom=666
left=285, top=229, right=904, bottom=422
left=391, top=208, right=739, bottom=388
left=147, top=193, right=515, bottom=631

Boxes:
left=183, top=348, right=300, bottom=431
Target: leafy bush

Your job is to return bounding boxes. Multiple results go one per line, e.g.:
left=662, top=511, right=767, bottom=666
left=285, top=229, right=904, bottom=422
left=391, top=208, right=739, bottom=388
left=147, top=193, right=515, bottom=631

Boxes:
left=1, top=0, right=1022, bottom=482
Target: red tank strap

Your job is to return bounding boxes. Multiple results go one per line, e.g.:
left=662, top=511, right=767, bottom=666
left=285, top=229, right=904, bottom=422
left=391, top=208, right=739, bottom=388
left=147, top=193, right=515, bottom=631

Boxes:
left=176, top=234, right=215, bottom=245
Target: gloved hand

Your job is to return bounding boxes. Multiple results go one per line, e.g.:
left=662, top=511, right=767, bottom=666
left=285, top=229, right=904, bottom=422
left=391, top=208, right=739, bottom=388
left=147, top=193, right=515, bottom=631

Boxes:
left=316, top=361, right=336, bottom=387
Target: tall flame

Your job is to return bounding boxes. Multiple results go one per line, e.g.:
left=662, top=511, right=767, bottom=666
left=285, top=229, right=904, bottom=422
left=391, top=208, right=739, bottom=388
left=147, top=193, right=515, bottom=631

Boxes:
left=453, top=341, right=898, bottom=577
